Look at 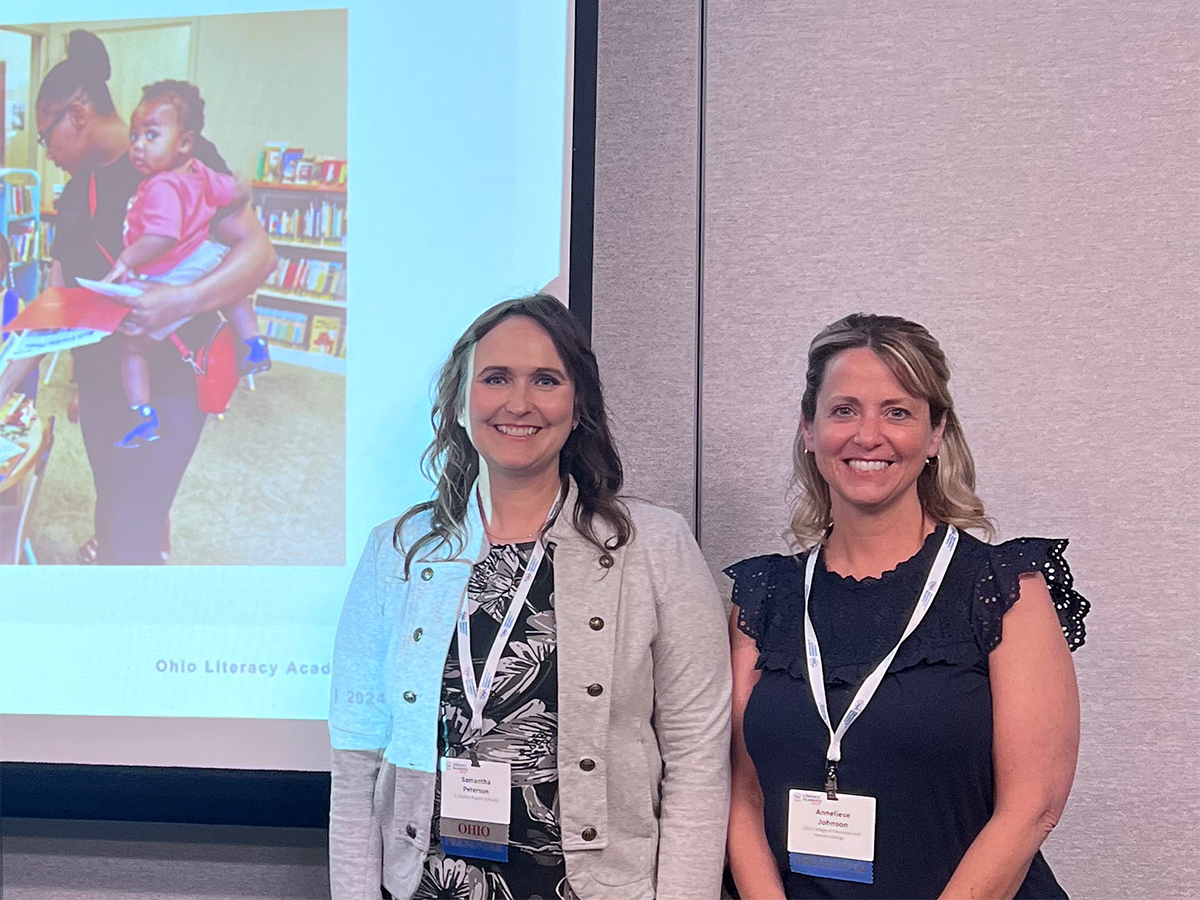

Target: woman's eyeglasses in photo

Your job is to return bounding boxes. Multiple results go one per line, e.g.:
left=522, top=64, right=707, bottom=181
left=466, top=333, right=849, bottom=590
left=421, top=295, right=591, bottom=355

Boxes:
left=38, top=108, right=69, bottom=149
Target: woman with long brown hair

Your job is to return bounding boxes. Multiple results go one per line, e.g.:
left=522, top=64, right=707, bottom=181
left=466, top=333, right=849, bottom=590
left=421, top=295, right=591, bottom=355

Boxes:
left=329, top=294, right=731, bottom=900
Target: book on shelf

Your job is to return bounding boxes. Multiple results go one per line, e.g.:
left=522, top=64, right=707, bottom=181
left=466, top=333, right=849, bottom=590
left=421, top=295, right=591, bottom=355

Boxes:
left=256, top=305, right=309, bottom=346
left=263, top=257, right=345, bottom=298
left=7, top=224, right=38, bottom=263
left=308, top=315, right=341, bottom=355
left=249, top=169, right=348, bottom=369
left=321, top=158, right=347, bottom=184
left=255, top=200, right=346, bottom=243
left=259, top=143, right=287, bottom=181
left=4, top=185, right=36, bottom=217
left=281, top=148, right=304, bottom=182
left=38, top=220, right=56, bottom=259
left=256, top=143, right=347, bottom=186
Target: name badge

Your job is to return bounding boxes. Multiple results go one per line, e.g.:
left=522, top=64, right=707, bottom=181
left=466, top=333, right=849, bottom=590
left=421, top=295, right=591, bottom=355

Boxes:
left=787, top=789, right=876, bottom=884
left=439, top=758, right=511, bottom=861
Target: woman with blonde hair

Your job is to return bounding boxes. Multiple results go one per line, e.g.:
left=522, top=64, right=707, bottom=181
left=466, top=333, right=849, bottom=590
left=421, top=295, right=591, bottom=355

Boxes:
left=726, top=313, right=1089, bottom=899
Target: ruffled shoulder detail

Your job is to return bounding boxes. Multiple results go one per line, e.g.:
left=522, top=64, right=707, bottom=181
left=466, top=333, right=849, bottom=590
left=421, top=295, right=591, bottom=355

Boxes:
left=972, top=538, right=1090, bottom=653
left=724, top=552, right=807, bottom=645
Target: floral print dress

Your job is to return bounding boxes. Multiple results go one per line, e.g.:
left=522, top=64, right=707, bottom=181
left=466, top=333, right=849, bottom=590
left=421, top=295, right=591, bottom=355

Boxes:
left=413, top=541, right=575, bottom=900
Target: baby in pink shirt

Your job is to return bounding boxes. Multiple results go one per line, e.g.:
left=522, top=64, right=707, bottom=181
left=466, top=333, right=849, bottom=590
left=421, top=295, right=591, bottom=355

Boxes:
left=103, top=80, right=269, bottom=448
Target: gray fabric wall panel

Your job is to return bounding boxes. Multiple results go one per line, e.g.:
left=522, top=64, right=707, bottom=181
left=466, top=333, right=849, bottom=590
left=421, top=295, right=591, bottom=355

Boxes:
left=591, top=0, right=701, bottom=524
left=699, top=2, right=1198, bottom=897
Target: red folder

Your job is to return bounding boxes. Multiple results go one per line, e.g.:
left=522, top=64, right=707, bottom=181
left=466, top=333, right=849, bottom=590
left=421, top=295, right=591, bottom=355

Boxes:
left=6, top=287, right=130, bottom=333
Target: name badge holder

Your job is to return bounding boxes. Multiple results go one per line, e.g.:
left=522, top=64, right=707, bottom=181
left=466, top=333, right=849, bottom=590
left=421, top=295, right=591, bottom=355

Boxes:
left=788, top=526, right=958, bottom=884
left=440, top=758, right=512, bottom=861
left=438, top=489, right=564, bottom=862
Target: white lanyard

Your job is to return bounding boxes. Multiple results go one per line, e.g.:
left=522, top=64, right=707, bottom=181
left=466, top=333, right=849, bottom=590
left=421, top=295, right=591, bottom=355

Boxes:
left=803, top=525, right=958, bottom=797
left=457, top=489, right=564, bottom=738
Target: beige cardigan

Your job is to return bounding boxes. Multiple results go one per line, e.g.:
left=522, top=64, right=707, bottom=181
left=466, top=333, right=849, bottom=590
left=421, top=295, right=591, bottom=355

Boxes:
left=328, top=485, right=732, bottom=900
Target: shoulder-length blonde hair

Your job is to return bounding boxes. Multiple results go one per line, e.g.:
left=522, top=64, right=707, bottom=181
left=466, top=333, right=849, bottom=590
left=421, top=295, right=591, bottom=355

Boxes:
left=791, top=313, right=993, bottom=548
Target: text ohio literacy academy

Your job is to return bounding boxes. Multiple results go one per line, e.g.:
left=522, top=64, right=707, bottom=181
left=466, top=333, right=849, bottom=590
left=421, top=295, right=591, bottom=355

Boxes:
left=155, top=659, right=330, bottom=677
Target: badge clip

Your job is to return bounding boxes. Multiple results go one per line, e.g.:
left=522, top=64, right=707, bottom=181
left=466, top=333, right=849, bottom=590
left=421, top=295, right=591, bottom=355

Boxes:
left=825, top=760, right=838, bottom=800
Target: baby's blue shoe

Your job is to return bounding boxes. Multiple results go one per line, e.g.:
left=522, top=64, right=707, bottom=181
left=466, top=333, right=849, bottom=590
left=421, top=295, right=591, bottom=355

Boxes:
left=115, top=405, right=161, bottom=449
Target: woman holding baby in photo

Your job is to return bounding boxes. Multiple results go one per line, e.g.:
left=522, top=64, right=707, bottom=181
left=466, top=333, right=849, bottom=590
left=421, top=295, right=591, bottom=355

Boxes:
left=0, top=29, right=275, bottom=564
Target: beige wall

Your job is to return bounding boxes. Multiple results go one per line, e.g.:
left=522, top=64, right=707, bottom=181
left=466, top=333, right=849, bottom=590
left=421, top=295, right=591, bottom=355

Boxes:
left=192, top=10, right=347, bottom=181
left=1, top=29, right=36, bottom=171
left=42, top=21, right=192, bottom=138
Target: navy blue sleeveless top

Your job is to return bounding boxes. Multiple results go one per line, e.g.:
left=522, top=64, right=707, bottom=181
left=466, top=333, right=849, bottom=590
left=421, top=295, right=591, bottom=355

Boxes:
left=727, top=525, right=1088, bottom=900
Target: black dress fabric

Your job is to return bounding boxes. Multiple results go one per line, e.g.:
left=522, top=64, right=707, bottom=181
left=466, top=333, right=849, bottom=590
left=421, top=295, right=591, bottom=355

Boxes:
left=418, top=541, right=574, bottom=900
left=52, top=153, right=218, bottom=564
left=727, top=525, right=1089, bottom=900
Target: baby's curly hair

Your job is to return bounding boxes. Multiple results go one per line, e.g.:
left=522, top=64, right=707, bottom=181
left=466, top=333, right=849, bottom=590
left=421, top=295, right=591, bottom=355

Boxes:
left=140, top=79, right=206, bottom=134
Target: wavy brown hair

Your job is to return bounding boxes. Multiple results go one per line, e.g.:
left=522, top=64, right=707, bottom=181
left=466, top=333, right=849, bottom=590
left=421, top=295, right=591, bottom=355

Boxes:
left=394, top=294, right=633, bottom=576
left=791, top=313, right=994, bottom=547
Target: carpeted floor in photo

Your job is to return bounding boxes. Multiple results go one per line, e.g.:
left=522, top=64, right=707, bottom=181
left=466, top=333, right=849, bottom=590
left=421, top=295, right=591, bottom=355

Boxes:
left=21, top=353, right=345, bottom=566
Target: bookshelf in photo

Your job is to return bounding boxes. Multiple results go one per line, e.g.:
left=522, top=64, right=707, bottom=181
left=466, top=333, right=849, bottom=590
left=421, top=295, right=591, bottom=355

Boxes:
left=1, top=169, right=42, bottom=303
left=38, top=213, right=56, bottom=287
left=251, top=180, right=346, bottom=374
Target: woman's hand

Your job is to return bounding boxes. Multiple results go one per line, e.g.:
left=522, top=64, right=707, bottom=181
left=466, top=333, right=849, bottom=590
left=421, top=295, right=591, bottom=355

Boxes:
left=115, top=280, right=200, bottom=339
left=937, top=573, right=1079, bottom=899
left=113, top=204, right=275, bottom=340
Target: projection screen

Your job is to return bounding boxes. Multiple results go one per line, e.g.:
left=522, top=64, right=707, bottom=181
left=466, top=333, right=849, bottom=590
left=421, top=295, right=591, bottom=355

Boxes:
left=0, top=0, right=585, bottom=772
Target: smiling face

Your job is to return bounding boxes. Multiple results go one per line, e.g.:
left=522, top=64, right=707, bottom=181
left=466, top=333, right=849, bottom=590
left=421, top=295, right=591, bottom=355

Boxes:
left=463, top=315, right=577, bottom=486
left=128, top=99, right=193, bottom=176
left=800, top=346, right=944, bottom=522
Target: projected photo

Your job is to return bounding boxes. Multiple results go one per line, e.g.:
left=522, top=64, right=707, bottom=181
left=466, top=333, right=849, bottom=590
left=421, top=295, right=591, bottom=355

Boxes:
left=0, top=10, right=347, bottom=565
left=0, top=1, right=571, bottom=746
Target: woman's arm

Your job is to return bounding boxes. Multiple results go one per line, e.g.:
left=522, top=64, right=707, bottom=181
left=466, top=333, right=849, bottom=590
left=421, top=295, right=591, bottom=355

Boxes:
left=116, top=203, right=275, bottom=338
left=727, top=612, right=787, bottom=900
left=938, top=573, right=1079, bottom=900
left=103, top=234, right=179, bottom=283
left=649, top=516, right=732, bottom=899
left=329, top=526, right=393, bottom=900
left=329, top=748, right=385, bottom=900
